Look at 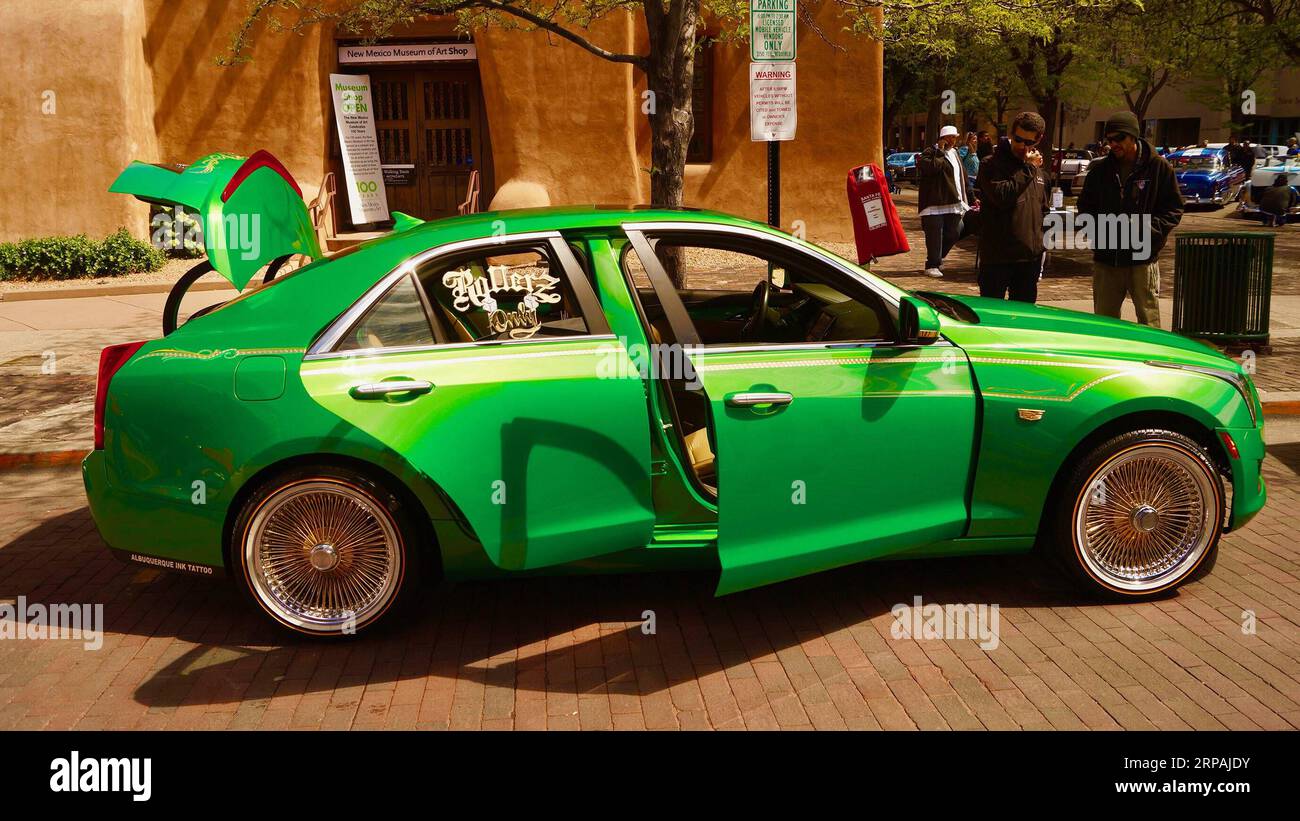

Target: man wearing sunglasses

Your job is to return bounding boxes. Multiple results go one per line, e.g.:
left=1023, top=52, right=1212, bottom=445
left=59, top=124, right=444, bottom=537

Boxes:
left=1076, top=111, right=1183, bottom=327
left=975, top=111, right=1049, bottom=302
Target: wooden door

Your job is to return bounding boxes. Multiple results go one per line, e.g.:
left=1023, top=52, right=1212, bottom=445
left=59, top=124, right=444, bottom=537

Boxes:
left=418, top=69, right=485, bottom=217
left=335, top=65, right=491, bottom=229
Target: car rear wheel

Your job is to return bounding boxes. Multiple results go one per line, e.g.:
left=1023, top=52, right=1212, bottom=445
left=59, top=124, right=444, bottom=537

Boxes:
left=233, top=466, right=419, bottom=636
left=1051, top=429, right=1224, bottom=598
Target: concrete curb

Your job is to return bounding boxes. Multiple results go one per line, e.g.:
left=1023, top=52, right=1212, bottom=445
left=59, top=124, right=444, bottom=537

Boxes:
left=1263, top=401, right=1300, bottom=416
left=0, top=450, right=88, bottom=470
left=0, top=281, right=230, bottom=302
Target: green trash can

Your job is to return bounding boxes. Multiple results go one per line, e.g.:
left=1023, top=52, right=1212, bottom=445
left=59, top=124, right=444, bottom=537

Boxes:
left=1172, top=231, right=1273, bottom=350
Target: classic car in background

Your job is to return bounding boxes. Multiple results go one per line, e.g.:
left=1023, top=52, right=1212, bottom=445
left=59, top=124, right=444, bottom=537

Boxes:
left=1253, top=144, right=1288, bottom=162
left=885, top=151, right=920, bottom=183
left=1053, top=148, right=1094, bottom=195
left=1167, top=147, right=1247, bottom=207
left=1238, top=155, right=1300, bottom=221
left=88, top=152, right=1266, bottom=637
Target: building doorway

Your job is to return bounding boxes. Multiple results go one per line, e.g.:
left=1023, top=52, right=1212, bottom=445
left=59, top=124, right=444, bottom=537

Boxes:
left=333, top=62, right=493, bottom=229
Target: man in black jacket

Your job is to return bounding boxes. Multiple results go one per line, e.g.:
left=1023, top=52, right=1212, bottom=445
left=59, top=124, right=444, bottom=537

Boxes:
left=1076, top=111, right=1184, bottom=327
left=916, top=125, right=975, bottom=278
left=975, top=111, right=1049, bottom=302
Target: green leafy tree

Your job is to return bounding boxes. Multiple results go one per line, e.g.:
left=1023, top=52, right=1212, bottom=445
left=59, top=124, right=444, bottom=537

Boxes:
left=1183, top=10, right=1282, bottom=134
left=1219, top=0, right=1300, bottom=64
left=861, top=0, right=1123, bottom=149
left=1099, top=0, right=1205, bottom=123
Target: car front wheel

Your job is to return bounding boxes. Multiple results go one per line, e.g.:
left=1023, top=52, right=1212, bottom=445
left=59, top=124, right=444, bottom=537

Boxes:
left=1051, top=429, right=1224, bottom=598
left=233, top=465, right=419, bottom=636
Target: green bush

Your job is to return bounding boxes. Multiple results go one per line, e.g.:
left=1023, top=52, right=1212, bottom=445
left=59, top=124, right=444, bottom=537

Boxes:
left=150, top=205, right=205, bottom=259
left=0, top=229, right=165, bottom=281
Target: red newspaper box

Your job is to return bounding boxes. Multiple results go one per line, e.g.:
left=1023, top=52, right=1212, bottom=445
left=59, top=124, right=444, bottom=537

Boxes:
left=847, top=164, right=909, bottom=264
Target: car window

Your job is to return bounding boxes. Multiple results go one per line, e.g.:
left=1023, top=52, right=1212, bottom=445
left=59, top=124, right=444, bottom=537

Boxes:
left=337, top=273, right=436, bottom=352
left=417, top=243, right=590, bottom=342
left=625, top=233, right=895, bottom=347
left=1172, top=155, right=1219, bottom=170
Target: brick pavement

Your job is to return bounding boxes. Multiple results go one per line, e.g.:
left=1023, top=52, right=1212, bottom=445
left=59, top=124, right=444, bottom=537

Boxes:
left=1, top=446, right=1297, bottom=731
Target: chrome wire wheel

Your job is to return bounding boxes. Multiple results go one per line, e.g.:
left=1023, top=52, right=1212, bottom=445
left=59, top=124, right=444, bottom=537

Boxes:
left=1073, top=443, right=1220, bottom=593
left=243, top=479, right=403, bottom=634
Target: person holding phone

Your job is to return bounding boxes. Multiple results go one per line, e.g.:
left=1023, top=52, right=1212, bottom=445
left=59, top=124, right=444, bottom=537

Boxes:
left=916, top=125, right=974, bottom=278
left=975, top=111, right=1049, bottom=303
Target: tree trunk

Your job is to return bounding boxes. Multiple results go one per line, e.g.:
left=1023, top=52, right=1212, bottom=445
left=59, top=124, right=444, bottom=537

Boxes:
left=1040, top=94, right=1059, bottom=154
left=925, top=70, right=947, bottom=148
left=644, top=0, right=698, bottom=209
left=643, top=0, right=698, bottom=286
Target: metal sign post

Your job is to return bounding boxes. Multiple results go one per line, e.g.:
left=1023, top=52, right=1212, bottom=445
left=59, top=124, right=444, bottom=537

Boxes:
left=767, top=142, right=780, bottom=228
left=750, top=0, right=796, bottom=230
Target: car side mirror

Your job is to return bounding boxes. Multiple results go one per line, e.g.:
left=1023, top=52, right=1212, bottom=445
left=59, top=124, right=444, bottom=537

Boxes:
left=899, top=296, right=942, bottom=344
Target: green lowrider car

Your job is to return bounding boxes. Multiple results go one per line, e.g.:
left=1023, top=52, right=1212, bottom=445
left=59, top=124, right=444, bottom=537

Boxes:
left=85, top=155, right=1266, bottom=636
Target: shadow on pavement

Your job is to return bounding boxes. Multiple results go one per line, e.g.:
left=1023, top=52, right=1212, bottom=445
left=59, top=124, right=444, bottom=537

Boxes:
left=0, top=505, right=1165, bottom=709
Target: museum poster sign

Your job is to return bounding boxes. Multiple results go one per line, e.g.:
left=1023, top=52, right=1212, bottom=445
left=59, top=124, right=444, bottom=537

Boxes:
left=329, top=73, right=390, bottom=224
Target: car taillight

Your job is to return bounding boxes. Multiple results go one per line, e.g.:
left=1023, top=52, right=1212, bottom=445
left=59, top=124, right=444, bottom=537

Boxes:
left=94, top=341, right=148, bottom=450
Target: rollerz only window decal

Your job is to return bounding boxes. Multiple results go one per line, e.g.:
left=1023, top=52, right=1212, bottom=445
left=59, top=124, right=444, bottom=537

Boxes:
left=441, top=263, right=562, bottom=339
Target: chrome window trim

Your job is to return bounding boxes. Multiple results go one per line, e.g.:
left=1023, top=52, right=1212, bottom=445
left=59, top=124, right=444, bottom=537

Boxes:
left=621, top=220, right=905, bottom=308
left=304, top=333, right=620, bottom=362
left=308, top=230, right=603, bottom=358
left=698, top=340, right=953, bottom=355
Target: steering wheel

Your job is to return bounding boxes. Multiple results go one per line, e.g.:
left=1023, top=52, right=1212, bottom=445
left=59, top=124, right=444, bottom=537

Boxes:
left=741, top=279, right=772, bottom=341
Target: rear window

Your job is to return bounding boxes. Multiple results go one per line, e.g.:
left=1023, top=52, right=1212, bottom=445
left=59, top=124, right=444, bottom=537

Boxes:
left=417, top=243, right=591, bottom=342
left=336, top=274, right=435, bottom=352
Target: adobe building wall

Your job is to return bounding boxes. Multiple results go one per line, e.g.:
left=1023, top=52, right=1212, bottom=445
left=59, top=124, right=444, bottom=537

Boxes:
left=0, top=0, right=158, bottom=242
left=0, top=1, right=882, bottom=244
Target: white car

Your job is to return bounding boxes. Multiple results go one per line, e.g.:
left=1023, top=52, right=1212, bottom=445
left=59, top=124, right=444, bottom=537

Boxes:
left=1238, top=155, right=1300, bottom=219
left=1055, top=149, right=1094, bottom=195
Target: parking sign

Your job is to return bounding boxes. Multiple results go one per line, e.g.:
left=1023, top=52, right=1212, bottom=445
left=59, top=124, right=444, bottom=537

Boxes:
left=750, top=0, right=796, bottom=62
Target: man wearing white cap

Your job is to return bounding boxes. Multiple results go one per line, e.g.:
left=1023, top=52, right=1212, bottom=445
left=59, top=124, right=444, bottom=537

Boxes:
left=916, top=124, right=974, bottom=278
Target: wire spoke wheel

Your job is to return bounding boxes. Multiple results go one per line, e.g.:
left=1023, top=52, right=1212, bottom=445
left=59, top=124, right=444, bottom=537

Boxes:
left=244, top=479, right=403, bottom=633
left=1073, top=443, right=1218, bottom=593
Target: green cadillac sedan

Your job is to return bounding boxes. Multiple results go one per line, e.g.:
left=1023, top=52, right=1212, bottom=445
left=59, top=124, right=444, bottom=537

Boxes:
left=85, top=157, right=1265, bottom=636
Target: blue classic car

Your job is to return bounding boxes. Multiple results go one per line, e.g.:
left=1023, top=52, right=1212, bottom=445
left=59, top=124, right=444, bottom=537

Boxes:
left=1167, top=147, right=1247, bottom=207
left=886, top=151, right=920, bottom=183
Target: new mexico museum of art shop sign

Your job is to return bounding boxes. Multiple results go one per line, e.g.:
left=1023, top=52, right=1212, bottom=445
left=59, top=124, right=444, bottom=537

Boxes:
left=339, top=43, right=477, bottom=64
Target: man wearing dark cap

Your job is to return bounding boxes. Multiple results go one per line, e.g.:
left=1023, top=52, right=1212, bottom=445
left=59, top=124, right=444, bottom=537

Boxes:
left=1076, top=111, right=1184, bottom=327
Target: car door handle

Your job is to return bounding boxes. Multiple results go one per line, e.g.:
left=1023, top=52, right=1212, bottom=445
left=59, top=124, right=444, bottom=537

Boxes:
left=350, top=380, right=433, bottom=399
left=726, top=392, right=793, bottom=408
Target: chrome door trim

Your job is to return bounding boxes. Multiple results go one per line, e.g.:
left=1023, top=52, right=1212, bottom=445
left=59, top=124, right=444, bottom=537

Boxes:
left=698, top=340, right=955, bottom=355
left=350, top=380, right=434, bottom=398
left=726, top=392, right=794, bottom=407
left=303, top=333, right=620, bottom=362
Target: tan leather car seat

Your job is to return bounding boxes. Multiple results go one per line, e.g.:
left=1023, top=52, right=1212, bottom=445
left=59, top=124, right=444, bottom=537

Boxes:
left=684, top=428, right=715, bottom=478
